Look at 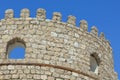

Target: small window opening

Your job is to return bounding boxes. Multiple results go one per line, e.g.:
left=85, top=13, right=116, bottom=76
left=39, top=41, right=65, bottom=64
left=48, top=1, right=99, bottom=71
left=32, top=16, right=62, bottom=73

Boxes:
left=90, top=54, right=100, bottom=74
left=8, top=47, right=25, bottom=59
left=6, top=38, right=26, bottom=59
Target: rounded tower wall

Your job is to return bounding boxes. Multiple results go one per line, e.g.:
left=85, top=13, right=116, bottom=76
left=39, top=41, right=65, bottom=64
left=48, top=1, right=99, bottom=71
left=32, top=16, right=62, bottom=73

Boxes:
left=0, top=8, right=117, bottom=80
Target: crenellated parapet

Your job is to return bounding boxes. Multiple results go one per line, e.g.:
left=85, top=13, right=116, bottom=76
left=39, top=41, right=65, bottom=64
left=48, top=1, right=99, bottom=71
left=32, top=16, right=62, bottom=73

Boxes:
left=36, top=8, right=46, bottom=20
left=5, top=9, right=14, bottom=19
left=67, top=15, right=76, bottom=26
left=52, top=12, right=62, bottom=22
left=79, top=20, right=88, bottom=32
left=2, top=8, right=108, bottom=41
left=99, top=32, right=105, bottom=40
left=90, top=26, right=98, bottom=36
left=20, top=8, right=30, bottom=18
left=0, top=8, right=117, bottom=80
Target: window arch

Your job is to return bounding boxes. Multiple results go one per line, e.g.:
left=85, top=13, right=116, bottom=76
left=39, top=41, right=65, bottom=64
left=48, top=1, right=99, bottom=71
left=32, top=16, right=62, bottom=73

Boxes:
left=90, top=53, right=100, bottom=74
left=6, top=37, right=26, bottom=59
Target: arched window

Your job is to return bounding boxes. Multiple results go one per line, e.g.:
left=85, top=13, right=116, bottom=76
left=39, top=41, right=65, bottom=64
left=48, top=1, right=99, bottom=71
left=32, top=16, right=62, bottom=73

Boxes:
left=90, top=54, right=100, bottom=74
left=6, top=38, right=26, bottom=59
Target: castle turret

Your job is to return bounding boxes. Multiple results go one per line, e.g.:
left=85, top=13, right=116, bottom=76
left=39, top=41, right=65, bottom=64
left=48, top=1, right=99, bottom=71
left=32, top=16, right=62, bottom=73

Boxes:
left=0, top=8, right=117, bottom=80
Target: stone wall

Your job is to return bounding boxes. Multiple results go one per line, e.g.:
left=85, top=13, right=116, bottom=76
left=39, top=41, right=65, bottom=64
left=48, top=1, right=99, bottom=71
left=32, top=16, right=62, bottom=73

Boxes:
left=0, top=65, right=96, bottom=80
left=0, top=8, right=117, bottom=80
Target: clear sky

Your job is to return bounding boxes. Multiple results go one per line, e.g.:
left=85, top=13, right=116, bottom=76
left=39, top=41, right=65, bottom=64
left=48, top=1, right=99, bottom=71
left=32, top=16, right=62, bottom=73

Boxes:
left=0, top=0, right=120, bottom=79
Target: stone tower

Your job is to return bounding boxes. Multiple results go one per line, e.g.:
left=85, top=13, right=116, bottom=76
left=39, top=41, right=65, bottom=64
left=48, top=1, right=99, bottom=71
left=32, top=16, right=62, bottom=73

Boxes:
left=0, top=8, right=117, bottom=80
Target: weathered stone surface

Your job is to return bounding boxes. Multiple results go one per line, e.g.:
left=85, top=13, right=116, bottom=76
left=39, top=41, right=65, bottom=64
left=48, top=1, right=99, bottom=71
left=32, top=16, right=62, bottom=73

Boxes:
left=8, top=65, right=14, bottom=70
left=41, top=75, right=47, bottom=79
left=0, top=8, right=117, bottom=80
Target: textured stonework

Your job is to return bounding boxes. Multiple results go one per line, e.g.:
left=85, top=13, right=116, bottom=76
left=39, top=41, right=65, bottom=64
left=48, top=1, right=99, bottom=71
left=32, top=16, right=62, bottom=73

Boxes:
left=0, top=8, right=117, bottom=80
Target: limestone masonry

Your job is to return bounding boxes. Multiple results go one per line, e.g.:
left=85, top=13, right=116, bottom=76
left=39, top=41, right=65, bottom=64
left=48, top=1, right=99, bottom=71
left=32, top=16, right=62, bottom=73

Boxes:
left=0, top=8, right=118, bottom=80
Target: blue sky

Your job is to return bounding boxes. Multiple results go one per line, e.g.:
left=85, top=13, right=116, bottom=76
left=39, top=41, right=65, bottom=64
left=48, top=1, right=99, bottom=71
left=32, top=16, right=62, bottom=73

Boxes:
left=0, top=0, right=120, bottom=79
